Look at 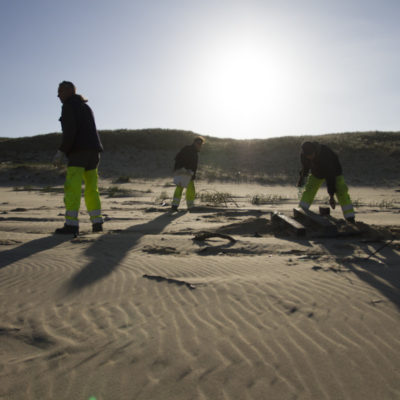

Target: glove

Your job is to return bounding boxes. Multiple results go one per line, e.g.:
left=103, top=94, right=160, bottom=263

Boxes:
left=329, top=195, right=336, bottom=209
left=52, top=150, right=65, bottom=167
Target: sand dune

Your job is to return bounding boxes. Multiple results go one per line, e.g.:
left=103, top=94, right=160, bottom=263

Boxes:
left=1, top=181, right=399, bottom=399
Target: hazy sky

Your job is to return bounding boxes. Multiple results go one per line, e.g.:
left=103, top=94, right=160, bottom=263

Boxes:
left=1, top=0, right=399, bottom=139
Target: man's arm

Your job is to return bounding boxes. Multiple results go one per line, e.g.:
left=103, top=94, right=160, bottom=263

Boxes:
left=297, top=153, right=310, bottom=186
left=59, top=104, right=77, bottom=154
left=325, top=150, right=341, bottom=196
left=174, top=148, right=185, bottom=170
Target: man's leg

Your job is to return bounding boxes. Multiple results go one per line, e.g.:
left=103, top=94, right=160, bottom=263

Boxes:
left=299, top=175, right=324, bottom=210
left=186, top=180, right=196, bottom=209
left=83, top=168, right=103, bottom=231
left=172, top=185, right=184, bottom=210
left=335, top=175, right=355, bottom=221
left=55, top=166, right=84, bottom=234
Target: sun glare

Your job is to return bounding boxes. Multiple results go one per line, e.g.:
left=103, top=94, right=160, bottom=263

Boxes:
left=197, top=35, right=298, bottom=137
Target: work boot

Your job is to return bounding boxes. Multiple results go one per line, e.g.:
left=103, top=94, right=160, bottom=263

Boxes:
left=55, top=224, right=79, bottom=235
left=171, top=205, right=178, bottom=212
left=346, top=217, right=356, bottom=224
left=92, top=222, right=103, bottom=233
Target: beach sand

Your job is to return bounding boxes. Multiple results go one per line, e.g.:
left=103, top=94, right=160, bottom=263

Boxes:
left=1, top=180, right=399, bottom=400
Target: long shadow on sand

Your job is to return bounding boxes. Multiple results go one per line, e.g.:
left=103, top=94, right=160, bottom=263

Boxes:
left=65, top=211, right=183, bottom=292
left=315, top=234, right=400, bottom=310
left=273, top=220, right=400, bottom=309
left=0, top=235, right=71, bottom=270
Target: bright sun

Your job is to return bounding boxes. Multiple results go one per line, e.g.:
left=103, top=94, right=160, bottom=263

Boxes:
left=196, top=35, right=297, bottom=137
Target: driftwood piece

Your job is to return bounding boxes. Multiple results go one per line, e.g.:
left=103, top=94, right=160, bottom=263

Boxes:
left=271, top=211, right=306, bottom=236
left=193, top=231, right=237, bottom=243
left=293, top=207, right=337, bottom=235
left=293, top=207, right=333, bottom=227
left=142, top=274, right=197, bottom=290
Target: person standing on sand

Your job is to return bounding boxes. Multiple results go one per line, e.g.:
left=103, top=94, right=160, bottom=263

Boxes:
left=53, top=81, right=104, bottom=235
left=297, top=141, right=356, bottom=223
left=171, top=136, right=204, bottom=211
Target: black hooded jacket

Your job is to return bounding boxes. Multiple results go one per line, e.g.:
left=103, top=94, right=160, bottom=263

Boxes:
left=174, top=144, right=199, bottom=179
left=59, top=95, right=103, bottom=155
left=299, top=143, right=342, bottom=196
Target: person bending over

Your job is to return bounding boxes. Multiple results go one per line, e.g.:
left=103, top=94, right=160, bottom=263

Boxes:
left=171, top=137, right=204, bottom=211
left=297, top=141, right=355, bottom=223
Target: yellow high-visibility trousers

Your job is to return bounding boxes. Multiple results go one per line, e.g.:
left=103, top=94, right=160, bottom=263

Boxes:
left=172, top=180, right=196, bottom=209
left=64, top=166, right=103, bottom=226
left=299, top=175, right=355, bottom=219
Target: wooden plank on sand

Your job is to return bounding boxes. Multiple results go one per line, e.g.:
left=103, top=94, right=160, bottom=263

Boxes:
left=272, top=211, right=306, bottom=236
left=293, top=207, right=338, bottom=234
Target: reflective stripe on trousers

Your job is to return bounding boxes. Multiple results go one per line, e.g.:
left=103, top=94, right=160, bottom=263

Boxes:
left=65, top=210, right=79, bottom=226
left=341, top=203, right=355, bottom=219
left=299, top=200, right=310, bottom=210
left=88, top=209, right=103, bottom=223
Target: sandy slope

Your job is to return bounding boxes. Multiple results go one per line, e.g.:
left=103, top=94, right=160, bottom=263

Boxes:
left=0, top=181, right=399, bottom=400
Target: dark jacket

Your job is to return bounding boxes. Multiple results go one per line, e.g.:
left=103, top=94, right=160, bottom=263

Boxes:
left=174, top=144, right=199, bottom=179
left=299, top=143, right=342, bottom=196
left=59, top=95, right=103, bottom=155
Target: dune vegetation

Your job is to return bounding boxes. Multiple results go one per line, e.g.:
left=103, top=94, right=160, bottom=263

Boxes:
left=0, top=129, right=399, bottom=186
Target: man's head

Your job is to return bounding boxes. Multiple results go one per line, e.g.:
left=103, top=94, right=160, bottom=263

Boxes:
left=193, top=136, right=205, bottom=152
left=301, top=141, right=318, bottom=160
left=58, top=81, right=76, bottom=103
